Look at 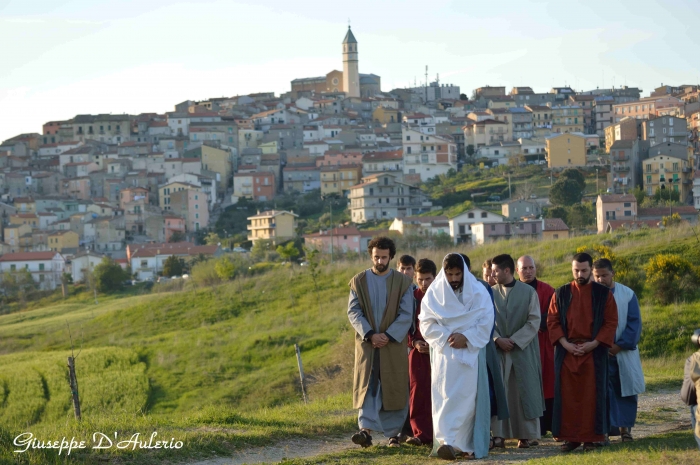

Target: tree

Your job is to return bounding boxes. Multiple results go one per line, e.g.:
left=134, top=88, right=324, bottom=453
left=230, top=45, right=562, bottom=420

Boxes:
left=0, top=269, right=38, bottom=303
left=276, top=242, right=300, bottom=263
left=93, top=257, right=130, bottom=293
left=251, top=239, right=273, bottom=261
left=653, top=187, right=680, bottom=204
left=169, top=231, right=186, bottom=243
left=514, top=181, right=535, bottom=200
left=204, top=232, right=222, bottom=246
left=567, top=203, right=594, bottom=229
left=459, top=93, right=468, bottom=101
left=508, top=154, right=526, bottom=171
left=162, top=255, right=184, bottom=277
left=550, top=179, right=583, bottom=206
left=630, top=186, right=646, bottom=205
left=559, top=168, right=586, bottom=192
left=214, top=257, right=236, bottom=280
left=466, top=145, right=475, bottom=158
left=544, top=206, right=569, bottom=221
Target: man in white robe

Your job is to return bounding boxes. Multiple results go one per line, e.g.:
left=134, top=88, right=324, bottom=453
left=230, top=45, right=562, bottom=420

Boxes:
left=420, top=253, right=494, bottom=460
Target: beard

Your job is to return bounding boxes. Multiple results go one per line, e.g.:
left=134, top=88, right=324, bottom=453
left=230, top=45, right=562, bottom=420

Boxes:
left=374, top=264, right=388, bottom=273
left=449, top=280, right=462, bottom=290
left=576, top=276, right=590, bottom=285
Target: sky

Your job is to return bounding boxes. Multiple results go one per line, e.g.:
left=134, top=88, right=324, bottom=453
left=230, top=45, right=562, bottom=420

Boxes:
left=1, top=0, right=700, bottom=142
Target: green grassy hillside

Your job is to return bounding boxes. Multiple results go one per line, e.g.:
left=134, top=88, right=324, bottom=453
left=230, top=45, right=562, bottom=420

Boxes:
left=0, top=225, right=698, bottom=463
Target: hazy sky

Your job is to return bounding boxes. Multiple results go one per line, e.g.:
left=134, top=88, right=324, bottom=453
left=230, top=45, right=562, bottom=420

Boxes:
left=2, top=0, right=700, bottom=142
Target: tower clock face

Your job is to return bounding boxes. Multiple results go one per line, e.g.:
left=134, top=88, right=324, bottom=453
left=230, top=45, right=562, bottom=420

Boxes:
left=333, top=78, right=339, bottom=85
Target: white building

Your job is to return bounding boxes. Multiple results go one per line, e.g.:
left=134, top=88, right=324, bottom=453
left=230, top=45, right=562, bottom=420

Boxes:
left=71, top=250, right=105, bottom=284
left=402, top=125, right=458, bottom=182
left=0, top=251, right=65, bottom=290
left=448, top=208, right=505, bottom=244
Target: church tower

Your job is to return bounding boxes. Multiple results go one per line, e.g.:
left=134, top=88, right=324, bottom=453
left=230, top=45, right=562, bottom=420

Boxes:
left=342, top=26, right=360, bottom=98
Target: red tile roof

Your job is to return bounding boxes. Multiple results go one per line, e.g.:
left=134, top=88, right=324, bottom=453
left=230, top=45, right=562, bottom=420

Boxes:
left=0, top=251, right=59, bottom=261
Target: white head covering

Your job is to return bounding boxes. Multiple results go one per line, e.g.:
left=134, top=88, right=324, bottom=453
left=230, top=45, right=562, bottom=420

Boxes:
left=419, top=253, right=494, bottom=366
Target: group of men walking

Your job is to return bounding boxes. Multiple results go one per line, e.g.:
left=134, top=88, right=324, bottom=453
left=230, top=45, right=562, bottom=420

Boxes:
left=347, top=236, right=645, bottom=459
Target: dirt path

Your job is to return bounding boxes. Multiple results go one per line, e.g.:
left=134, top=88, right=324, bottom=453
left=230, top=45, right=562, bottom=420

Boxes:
left=187, top=390, right=692, bottom=465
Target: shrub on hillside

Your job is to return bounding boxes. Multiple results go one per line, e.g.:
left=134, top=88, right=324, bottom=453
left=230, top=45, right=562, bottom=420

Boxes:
left=190, top=259, right=221, bottom=287
left=644, top=253, right=700, bottom=304
left=162, top=255, right=185, bottom=277
left=93, top=257, right=130, bottom=293
left=248, top=262, right=277, bottom=275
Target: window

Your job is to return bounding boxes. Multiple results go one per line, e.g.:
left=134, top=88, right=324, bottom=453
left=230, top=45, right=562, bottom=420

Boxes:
left=624, top=210, right=632, bottom=217
left=141, top=260, right=147, bottom=268
left=646, top=164, right=652, bottom=173
left=481, top=212, right=487, bottom=218
left=407, top=147, right=411, bottom=154
left=468, top=213, right=474, bottom=219
left=406, top=135, right=411, bottom=141
left=624, top=202, right=631, bottom=207
left=490, top=224, right=496, bottom=232
left=10, top=265, right=16, bottom=271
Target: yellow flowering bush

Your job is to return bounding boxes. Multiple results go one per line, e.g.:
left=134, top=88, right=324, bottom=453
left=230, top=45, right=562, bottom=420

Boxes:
left=644, top=253, right=699, bottom=304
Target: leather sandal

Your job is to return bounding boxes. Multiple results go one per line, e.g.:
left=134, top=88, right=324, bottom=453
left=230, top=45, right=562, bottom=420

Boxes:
left=437, top=444, right=457, bottom=460
left=492, top=437, right=506, bottom=448
left=387, top=436, right=400, bottom=448
left=351, top=430, right=372, bottom=448
left=560, top=441, right=581, bottom=452
left=517, top=439, right=530, bottom=448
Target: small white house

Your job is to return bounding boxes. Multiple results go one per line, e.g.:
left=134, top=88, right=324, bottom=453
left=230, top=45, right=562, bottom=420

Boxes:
left=0, top=251, right=65, bottom=290
left=448, top=208, right=505, bottom=244
left=71, top=250, right=105, bottom=284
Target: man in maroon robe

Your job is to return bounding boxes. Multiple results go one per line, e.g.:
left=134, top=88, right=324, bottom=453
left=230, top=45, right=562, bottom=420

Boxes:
left=517, top=255, right=556, bottom=438
left=548, top=253, right=618, bottom=452
left=406, top=258, right=437, bottom=446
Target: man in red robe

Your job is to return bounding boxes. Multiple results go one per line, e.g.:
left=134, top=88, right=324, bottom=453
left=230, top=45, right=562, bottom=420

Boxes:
left=517, top=255, right=555, bottom=438
left=548, top=252, right=618, bottom=452
left=406, top=258, right=437, bottom=446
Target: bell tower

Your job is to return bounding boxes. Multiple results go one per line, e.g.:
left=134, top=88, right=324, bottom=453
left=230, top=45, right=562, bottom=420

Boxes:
left=342, top=26, right=360, bottom=98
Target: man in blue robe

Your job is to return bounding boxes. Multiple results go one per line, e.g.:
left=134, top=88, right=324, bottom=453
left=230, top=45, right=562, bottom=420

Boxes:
left=592, top=258, right=645, bottom=442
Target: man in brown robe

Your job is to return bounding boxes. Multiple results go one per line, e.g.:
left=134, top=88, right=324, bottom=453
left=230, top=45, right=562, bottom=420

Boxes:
left=517, top=255, right=556, bottom=438
left=548, top=252, right=618, bottom=452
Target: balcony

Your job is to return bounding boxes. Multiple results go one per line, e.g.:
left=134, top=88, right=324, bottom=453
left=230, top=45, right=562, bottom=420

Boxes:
left=613, top=163, right=630, bottom=172
left=613, top=154, right=629, bottom=161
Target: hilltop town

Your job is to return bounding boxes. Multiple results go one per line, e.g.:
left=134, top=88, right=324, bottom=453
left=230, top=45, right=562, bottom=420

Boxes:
left=0, top=26, right=698, bottom=290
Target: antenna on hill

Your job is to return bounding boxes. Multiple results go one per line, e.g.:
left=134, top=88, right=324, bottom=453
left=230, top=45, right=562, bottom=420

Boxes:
left=425, top=65, right=429, bottom=102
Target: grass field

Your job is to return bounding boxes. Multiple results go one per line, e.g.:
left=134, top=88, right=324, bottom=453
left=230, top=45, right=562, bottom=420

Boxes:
left=0, top=225, right=698, bottom=463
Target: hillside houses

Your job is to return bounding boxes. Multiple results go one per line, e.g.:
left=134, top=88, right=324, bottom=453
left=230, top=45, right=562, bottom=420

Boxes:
left=2, top=25, right=700, bottom=278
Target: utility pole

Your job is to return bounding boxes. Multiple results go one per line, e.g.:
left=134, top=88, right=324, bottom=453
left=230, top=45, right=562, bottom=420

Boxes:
left=508, top=173, right=512, bottom=198
left=596, top=168, right=599, bottom=192
left=329, top=202, right=334, bottom=264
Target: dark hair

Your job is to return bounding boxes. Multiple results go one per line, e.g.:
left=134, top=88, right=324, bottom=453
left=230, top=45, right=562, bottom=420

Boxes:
left=415, top=258, right=437, bottom=277
left=482, top=259, right=493, bottom=269
left=492, top=254, right=515, bottom=274
left=367, top=236, right=396, bottom=259
left=593, top=258, right=614, bottom=272
left=398, top=254, right=416, bottom=267
left=459, top=253, right=471, bottom=271
left=573, top=252, right=593, bottom=267
left=443, top=253, right=464, bottom=271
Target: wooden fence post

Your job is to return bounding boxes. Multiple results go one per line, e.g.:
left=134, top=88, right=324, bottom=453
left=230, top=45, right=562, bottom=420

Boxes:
left=294, top=344, right=308, bottom=404
left=67, top=356, right=81, bottom=420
